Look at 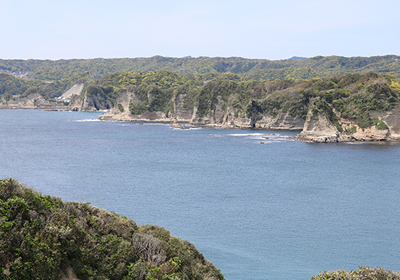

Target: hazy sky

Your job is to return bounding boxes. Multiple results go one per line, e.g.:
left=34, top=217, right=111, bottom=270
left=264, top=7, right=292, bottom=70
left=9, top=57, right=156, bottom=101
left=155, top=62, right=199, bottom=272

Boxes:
left=1, top=0, right=399, bottom=60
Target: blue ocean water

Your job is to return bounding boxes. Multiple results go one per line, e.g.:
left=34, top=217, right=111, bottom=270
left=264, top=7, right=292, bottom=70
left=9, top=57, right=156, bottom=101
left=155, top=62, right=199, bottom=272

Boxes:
left=0, top=109, right=399, bottom=280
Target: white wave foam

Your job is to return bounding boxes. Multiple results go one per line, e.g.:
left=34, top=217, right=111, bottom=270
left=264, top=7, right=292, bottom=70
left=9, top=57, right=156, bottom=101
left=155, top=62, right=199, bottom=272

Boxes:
left=72, top=119, right=100, bottom=122
left=228, top=133, right=266, bottom=137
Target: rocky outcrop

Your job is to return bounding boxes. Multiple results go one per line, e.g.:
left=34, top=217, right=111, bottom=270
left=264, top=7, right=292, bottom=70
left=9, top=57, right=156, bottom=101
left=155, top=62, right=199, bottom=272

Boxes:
left=381, top=104, right=400, bottom=140
left=296, top=106, right=400, bottom=143
left=296, top=111, right=339, bottom=142
left=255, top=112, right=304, bottom=130
left=70, top=90, right=112, bottom=111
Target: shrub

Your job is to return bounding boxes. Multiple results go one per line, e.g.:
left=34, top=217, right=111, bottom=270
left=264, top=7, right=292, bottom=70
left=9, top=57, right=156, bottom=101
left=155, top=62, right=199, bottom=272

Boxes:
left=129, top=101, right=147, bottom=115
left=348, top=126, right=357, bottom=133
left=0, top=178, right=224, bottom=280
left=311, top=266, right=400, bottom=280
left=375, top=120, right=389, bottom=130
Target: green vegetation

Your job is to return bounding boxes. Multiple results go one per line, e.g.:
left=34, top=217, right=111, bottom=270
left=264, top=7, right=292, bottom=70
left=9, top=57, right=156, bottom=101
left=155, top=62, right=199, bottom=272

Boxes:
left=348, top=126, right=357, bottom=134
left=311, top=266, right=400, bottom=280
left=92, top=71, right=398, bottom=133
left=1, top=56, right=400, bottom=118
left=118, top=103, right=124, bottom=112
left=375, top=119, right=389, bottom=130
left=0, top=72, right=92, bottom=100
left=0, top=73, right=43, bottom=96
left=1, top=55, right=400, bottom=82
left=1, top=61, right=399, bottom=134
left=0, top=178, right=224, bottom=280
left=1, top=179, right=397, bottom=279
left=129, top=101, right=147, bottom=115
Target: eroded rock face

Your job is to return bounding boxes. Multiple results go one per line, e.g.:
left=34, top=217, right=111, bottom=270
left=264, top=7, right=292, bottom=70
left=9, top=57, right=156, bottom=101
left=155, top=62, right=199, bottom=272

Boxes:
left=61, top=84, right=84, bottom=99
left=173, top=93, right=193, bottom=122
left=383, top=104, right=400, bottom=140
left=97, top=87, right=400, bottom=143
left=350, top=126, right=389, bottom=141
left=100, top=91, right=306, bottom=132
left=256, top=112, right=304, bottom=130
left=296, top=107, right=398, bottom=143
left=296, top=112, right=339, bottom=142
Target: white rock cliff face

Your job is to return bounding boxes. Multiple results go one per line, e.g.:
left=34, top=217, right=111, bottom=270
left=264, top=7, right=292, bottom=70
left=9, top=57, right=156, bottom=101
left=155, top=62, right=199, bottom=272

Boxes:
left=61, top=84, right=84, bottom=99
left=3, top=84, right=400, bottom=143
left=296, top=112, right=339, bottom=142
left=295, top=106, right=400, bottom=142
left=98, top=90, right=305, bottom=130
left=70, top=90, right=113, bottom=111
left=381, top=104, right=400, bottom=140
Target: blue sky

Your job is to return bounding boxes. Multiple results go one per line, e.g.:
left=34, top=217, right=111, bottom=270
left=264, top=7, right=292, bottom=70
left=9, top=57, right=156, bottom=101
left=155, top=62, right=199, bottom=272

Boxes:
left=0, top=0, right=399, bottom=60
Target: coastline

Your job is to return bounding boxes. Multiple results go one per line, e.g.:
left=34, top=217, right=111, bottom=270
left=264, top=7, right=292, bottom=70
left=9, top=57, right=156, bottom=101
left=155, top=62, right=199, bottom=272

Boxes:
left=1, top=105, right=399, bottom=144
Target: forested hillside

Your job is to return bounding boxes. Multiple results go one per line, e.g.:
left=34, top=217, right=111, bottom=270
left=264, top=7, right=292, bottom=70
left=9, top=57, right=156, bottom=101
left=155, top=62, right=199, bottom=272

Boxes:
left=1, top=55, right=399, bottom=81
left=0, top=72, right=92, bottom=99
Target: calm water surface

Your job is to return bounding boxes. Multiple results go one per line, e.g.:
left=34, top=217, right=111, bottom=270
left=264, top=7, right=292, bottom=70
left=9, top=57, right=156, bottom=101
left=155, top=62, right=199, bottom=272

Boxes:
left=1, top=109, right=399, bottom=280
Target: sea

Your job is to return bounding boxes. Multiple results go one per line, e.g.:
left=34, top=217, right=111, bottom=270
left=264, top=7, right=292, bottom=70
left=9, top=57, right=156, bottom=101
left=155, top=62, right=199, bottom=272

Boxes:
left=1, top=109, right=399, bottom=280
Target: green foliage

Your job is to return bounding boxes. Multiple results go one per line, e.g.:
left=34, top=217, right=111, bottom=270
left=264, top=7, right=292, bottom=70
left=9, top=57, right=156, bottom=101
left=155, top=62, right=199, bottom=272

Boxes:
left=118, top=103, right=124, bottom=112
left=90, top=71, right=399, bottom=133
left=311, top=266, right=400, bottom=280
left=0, top=72, right=92, bottom=99
left=4, top=64, right=398, bottom=134
left=0, top=56, right=400, bottom=111
left=196, top=81, right=237, bottom=117
left=348, top=126, right=357, bottom=133
left=0, top=73, right=43, bottom=97
left=0, top=178, right=224, bottom=280
left=2, top=55, right=400, bottom=82
left=332, top=77, right=398, bottom=128
left=375, top=120, right=389, bottom=130
left=129, top=101, right=147, bottom=115
left=310, top=97, right=343, bottom=132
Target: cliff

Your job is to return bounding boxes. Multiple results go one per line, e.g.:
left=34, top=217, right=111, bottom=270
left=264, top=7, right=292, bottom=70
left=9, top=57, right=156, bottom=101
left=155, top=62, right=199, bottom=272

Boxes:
left=99, top=91, right=305, bottom=130
left=0, top=178, right=224, bottom=280
left=296, top=108, right=400, bottom=142
left=70, top=88, right=112, bottom=111
left=2, top=70, right=400, bottom=143
left=98, top=74, right=306, bottom=130
left=98, top=72, right=400, bottom=143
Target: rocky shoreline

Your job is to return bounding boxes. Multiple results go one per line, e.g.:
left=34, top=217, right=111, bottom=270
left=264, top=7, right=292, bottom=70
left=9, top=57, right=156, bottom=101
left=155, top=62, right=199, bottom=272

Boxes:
left=295, top=105, right=400, bottom=143
left=2, top=80, right=400, bottom=144
left=97, top=91, right=400, bottom=143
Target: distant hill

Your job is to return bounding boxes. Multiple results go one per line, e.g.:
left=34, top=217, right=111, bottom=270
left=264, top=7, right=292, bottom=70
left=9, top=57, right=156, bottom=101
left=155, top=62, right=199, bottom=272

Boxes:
left=0, top=55, right=399, bottom=82
left=288, top=56, right=307, bottom=60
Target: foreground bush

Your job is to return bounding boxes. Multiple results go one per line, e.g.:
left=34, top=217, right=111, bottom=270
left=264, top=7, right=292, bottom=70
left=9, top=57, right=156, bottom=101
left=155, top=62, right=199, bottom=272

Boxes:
left=312, top=266, right=400, bottom=280
left=0, top=178, right=224, bottom=280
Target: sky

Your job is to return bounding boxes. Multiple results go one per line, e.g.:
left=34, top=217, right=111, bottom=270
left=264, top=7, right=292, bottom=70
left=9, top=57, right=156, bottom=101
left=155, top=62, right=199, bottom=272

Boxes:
left=0, top=0, right=399, bottom=60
